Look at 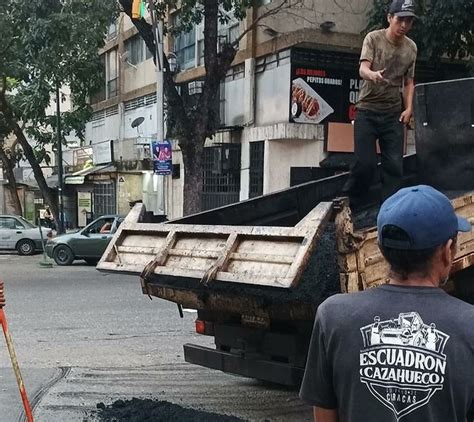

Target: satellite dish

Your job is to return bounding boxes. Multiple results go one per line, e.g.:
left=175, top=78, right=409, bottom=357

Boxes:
left=131, top=117, right=145, bottom=128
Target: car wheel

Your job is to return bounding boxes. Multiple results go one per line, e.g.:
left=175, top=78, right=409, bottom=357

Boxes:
left=17, top=239, right=35, bottom=256
left=53, top=245, right=74, bottom=266
left=84, top=258, right=99, bottom=266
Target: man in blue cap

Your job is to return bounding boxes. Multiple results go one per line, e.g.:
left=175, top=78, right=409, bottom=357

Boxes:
left=300, top=185, right=473, bottom=422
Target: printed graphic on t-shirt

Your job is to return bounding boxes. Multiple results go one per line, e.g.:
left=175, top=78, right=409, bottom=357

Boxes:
left=359, top=312, right=449, bottom=421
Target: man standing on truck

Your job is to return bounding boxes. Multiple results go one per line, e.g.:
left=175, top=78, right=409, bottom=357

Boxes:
left=300, top=185, right=473, bottom=422
left=343, top=0, right=417, bottom=200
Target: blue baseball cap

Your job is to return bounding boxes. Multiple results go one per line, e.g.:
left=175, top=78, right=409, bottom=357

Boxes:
left=377, top=185, right=471, bottom=250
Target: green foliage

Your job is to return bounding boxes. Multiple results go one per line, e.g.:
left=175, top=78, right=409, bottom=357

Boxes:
left=0, top=0, right=118, bottom=161
left=366, top=0, right=473, bottom=64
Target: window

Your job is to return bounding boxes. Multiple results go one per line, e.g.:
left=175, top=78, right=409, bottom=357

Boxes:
left=173, top=10, right=240, bottom=70
left=93, top=182, right=116, bottom=216
left=0, top=217, right=25, bottom=230
left=90, top=55, right=106, bottom=103
left=107, top=21, right=117, bottom=40
left=174, top=28, right=196, bottom=70
left=125, top=35, right=151, bottom=66
left=91, top=49, right=118, bottom=104
left=106, top=49, right=118, bottom=98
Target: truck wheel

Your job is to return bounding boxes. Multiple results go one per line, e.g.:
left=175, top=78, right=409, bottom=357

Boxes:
left=17, top=239, right=35, bottom=256
left=53, top=245, right=74, bottom=266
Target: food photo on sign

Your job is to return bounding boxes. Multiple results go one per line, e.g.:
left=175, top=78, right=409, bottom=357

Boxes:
left=290, top=78, right=335, bottom=124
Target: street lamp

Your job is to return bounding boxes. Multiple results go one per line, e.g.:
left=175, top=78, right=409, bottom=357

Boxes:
left=167, top=52, right=178, bottom=74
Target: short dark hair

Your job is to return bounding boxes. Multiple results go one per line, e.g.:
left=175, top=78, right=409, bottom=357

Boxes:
left=379, top=225, right=440, bottom=279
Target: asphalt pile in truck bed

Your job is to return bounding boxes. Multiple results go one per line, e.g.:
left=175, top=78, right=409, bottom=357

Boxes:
left=94, top=398, right=245, bottom=421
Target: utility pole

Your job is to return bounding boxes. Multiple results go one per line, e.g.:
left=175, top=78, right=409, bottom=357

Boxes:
left=149, top=0, right=166, bottom=215
left=55, top=83, right=65, bottom=234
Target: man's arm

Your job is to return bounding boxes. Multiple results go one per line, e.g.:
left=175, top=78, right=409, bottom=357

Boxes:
left=359, top=60, right=388, bottom=84
left=314, top=406, right=338, bottom=422
left=400, top=77, right=415, bottom=124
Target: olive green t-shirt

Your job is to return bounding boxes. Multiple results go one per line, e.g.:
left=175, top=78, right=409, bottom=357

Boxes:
left=357, top=29, right=417, bottom=113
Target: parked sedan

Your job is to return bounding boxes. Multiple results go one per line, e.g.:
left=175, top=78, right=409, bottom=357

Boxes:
left=45, top=215, right=123, bottom=266
left=0, top=215, right=52, bottom=255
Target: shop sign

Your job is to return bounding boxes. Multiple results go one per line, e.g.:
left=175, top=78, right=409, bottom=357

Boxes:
left=77, top=191, right=92, bottom=227
left=152, top=140, right=172, bottom=175
left=290, top=64, right=361, bottom=124
left=92, top=140, right=114, bottom=164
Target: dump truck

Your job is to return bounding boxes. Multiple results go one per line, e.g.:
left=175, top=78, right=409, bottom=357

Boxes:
left=97, top=78, right=474, bottom=386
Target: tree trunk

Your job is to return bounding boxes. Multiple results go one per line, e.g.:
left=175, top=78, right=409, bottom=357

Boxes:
left=0, top=146, right=22, bottom=215
left=181, top=141, right=204, bottom=216
left=0, top=97, right=59, bottom=219
left=12, top=123, right=59, bottom=219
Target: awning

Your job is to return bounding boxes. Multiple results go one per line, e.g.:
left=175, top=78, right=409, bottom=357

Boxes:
left=64, top=164, right=114, bottom=185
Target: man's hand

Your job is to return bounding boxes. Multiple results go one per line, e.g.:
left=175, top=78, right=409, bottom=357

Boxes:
left=399, top=108, right=412, bottom=124
left=370, top=68, right=389, bottom=84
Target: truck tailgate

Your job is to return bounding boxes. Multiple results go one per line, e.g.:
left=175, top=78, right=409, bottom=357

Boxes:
left=97, top=201, right=333, bottom=289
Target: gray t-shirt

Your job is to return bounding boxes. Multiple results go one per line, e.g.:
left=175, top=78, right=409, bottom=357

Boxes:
left=300, top=285, right=474, bottom=422
left=357, top=29, right=417, bottom=113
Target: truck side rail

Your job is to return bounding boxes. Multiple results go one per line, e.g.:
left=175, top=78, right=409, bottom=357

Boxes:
left=336, top=192, right=474, bottom=293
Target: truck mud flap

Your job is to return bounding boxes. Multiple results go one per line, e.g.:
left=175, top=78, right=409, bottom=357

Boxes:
left=183, top=343, right=304, bottom=387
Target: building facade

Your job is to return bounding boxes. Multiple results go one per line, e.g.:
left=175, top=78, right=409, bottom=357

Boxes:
left=84, top=0, right=464, bottom=220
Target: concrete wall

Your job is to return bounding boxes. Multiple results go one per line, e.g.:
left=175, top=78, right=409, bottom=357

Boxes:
left=86, top=110, right=120, bottom=145
left=264, top=138, right=326, bottom=194
left=123, top=103, right=157, bottom=140
left=116, top=172, right=142, bottom=216
left=222, top=76, right=246, bottom=126
left=255, top=56, right=291, bottom=126
left=123, top=59, right=156, bottom=94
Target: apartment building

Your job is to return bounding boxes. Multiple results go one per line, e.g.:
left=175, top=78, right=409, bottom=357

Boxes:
left=81, top=0, right=464, bottom=220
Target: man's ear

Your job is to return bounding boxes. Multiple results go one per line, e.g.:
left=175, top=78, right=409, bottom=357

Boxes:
left=387, top=13, right=392, bottom=24
left=441, top=239, right=454, bottom=266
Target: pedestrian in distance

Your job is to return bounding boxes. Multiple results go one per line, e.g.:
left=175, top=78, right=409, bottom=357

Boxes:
left=44, top=207, right=55, bottom=230
left=300, top=185, right=473, bottom=422
left=343, top=0, right=418, bottom=201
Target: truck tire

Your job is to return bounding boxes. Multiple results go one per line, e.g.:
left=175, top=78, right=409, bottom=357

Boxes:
left=17, top=239, right=35, bottom=256
left=53, top=245, right=74, bottom=266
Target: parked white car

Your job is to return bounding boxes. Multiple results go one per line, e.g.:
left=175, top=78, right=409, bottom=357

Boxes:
left=0, top=215, right=52, bottom=255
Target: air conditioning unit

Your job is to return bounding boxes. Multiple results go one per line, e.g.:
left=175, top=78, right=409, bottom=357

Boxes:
left=137, top=145, right=151, bottom=161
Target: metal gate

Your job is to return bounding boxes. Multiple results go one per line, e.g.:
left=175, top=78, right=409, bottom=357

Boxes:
left=202, top=145, right=241, bottom=211
left=93, top=182, right=116, bottom=216
left=249, top=141, right=264, bottom=198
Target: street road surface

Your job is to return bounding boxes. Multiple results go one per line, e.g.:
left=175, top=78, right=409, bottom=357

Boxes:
left=0, top=253, right=312, bottom=421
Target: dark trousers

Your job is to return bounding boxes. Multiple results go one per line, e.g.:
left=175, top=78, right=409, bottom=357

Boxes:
left=346, top=109, right=404, bottom=200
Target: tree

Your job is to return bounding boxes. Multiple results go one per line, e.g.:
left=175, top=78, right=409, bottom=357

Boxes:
left=0, top=135, right=23, bottom=215
left=118, top=0, right=300, bottom=215
left=0, top=0, right=117, bottom=220
left=367, top=0, right=473, bottom=67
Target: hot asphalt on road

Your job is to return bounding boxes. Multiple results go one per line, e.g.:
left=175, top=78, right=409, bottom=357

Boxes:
left=0, top=252, right=312, bottom=422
